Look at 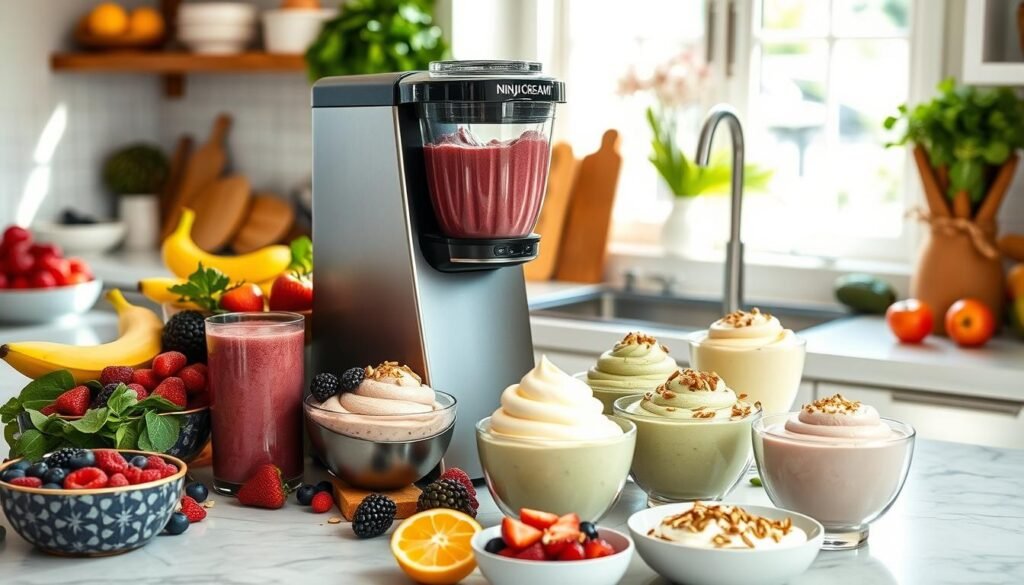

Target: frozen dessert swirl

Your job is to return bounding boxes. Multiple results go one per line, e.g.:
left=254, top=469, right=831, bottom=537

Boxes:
left=784, top=394, right=894, bottom=439
left=586, top=331, right=678, bottom=392
left=490, top=356, right=622, bottom=440
left=704, top=308, right=798, bottom=349
left=338, top=361, right=438, bottom=415
left=634, top=369, right=754, bottom=420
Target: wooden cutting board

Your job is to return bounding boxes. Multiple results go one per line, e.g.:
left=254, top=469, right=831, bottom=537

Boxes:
left=231, top=192, right=296, bottom=253
left=554, top=130, right=622, bottom=283
left=190, top=175, right=251, bottom=251
left=160, top=135, right=193, bottom=224
left=524, top=142, right=577, bottom=281
left=162, top=113, right=232, bottom=238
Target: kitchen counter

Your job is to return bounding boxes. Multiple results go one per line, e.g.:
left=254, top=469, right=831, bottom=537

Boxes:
left=1, top=439, right=1022, bottom=584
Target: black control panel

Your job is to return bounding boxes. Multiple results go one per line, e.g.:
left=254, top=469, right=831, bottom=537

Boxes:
left=420, top=234, right=541, bottom=272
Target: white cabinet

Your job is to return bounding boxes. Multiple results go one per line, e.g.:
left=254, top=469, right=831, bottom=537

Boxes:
left=816, top=382, right=1024, bottom=451
left=962, top=0, right=1024, bottom=84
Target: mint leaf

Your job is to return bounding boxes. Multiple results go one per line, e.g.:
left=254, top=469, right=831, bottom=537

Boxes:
left=144, top=412, right=179, bottom=453
left=4, top=420, right=18, bottom=449
left=69, top=408, right=109, bottom=434
left=288, top=236, right=313, bottom=274
left=0, top=397, right=22, bottom=423
left=19, top=370, right=75, bottom=409
left=137, top=425, right=155, bottom=451
left=136, top=395, right=184, bottom=413
left=115, top=420, right=141, bottom=449
left=26, top=409, right=54, bottom=432
left=168, top=263, right=233, bottom=312
left=106, top=385, right=138, bottom=416
left=15, top=430, right=47, bottom=461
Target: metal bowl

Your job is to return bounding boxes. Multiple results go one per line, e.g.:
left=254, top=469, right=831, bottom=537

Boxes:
left=304, top=392, right=456, bottom=490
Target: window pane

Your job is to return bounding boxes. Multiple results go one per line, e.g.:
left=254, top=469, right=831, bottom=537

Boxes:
left=760, top=0, right=829, bottom=35
left=832, top=0, right=911, bottom=37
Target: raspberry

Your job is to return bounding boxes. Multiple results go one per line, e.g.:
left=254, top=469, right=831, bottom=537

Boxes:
left=180, top=495, right=207, bottom=522
left=95, top=450, right=129, bottom=474
left=146, top=455, right=167, bottom=470
left=139, top=469, right=163, bottom=484
left=311, top=491, right=333, bottom=513
left=153, top=351, right=187, bottom=377
left=64, top=467, right=109, bottom=489
left=131, top=368, right=160, bottom=391
left=440, top=468, right=475, bottom=496
left=100, top=366, right=135, bottom=386
left=161, top=464, right=179, bottom=478
left=153, top=377, right=187, bottom=407
left=126, top=383, right=148, bottom=400
left=107, top=473, right=129, bottom=487
left=179, top=364, right=207, bottom=394
left=124, top=466, right=143, bottom=485
left=9, top=476, right=43, bottom=488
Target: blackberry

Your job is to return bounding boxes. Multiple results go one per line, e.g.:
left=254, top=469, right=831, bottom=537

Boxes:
left=416, top=478, right=475, bottom=518
left=44, top=448, right=84, bottom=469
left=340, top=367, right=365, bottom=392
left=91, top=383, right=120, bottom=409
left=162, top=311, right=207, bottom=363
left=309, top=373, right=340, bottom=402
left=352, top=494, right=397, bottom=539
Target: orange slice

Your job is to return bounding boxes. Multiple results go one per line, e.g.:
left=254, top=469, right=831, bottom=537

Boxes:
left=390, top=509, right=482, bottom=585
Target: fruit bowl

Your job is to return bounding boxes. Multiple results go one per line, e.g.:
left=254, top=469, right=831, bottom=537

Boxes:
left=0, top=450, right=186, bottom=557
left=0, top=278, right=103, bottom=324
left=32, top=221, right=126, bottom=254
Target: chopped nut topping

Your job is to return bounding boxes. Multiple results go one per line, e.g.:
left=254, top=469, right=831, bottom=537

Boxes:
left=364, top=361, right=422, bottom=383
left=662, top=368, right=720, bottom=392
left=618, top=331, right=660, bottom=348
left=661, top=501, right=796, bottom=549
left=730, top=401, right=754, bottom=420
left=803, top=393, right=861, bottom=415
left=717, top=307, right=773, bottom=328
left=693, top=409, right=717, bottom=419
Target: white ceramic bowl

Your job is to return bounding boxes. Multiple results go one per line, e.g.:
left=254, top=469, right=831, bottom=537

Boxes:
left=178, top=2, right=256, bottom=25
left=627, top=502, right=823, bottom=585
left=262, top=8, right=336, bottom=54
left=0, top=279, right=103, bottom=324
left=32, top=221, right=125, bottom=254
left=471, top=525, right=633, bottom=585
left=178, top=22, right=254, bottom=54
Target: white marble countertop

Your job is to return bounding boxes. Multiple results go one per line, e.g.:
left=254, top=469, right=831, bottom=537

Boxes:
left=2, top=438, right=1022, bottom=584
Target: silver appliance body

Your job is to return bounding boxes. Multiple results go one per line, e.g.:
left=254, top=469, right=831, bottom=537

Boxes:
left=311, top=76, right=536, bottom=477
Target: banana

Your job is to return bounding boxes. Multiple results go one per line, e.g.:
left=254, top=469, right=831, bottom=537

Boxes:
left=138, top=277, right=194, bottom=306
left=162, top=208, right=291, bottom=283
left=0, top=289, right=164, bottom=383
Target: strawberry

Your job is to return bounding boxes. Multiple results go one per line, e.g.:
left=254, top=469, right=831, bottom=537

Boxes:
left=153, top=351, right=187, bottom=377
left=440, top=468, right=475, bottom=496
left=64, top=467, right=108, bottom=489
left=180, top=495, right=207, bottom=522
left=542, top=513, right=582, bottom=556
left=179, top=364, right=207, bottom=394
left=107, top=473, right=129, bottom=487
left=501, top=517, right=543, bottom=550
left=139, top=469, right=163, bottom=484
left=311, top=490, right=333, bottom=513
left=39, top=255, right=71, bottom=285
left=100, top=365, right=134, bottom=386
left=131, top=368, right=160, bottom=391
left=9, top=476, right=43, bottom=488
left=39, top=403, right=58, bottom=416
left=219, top=283, right=265, bottom=312
left=268, top=272, right=312, bottom=312
left=497, top=547, right=518, bottom=558
left=54, top=385, right=90, bottom=416
left=237, top=464, right=287, bottom=509
left=67, top=257, right=93, bottom=279
left=153, top=377, right=187, bottom=407
left=30, top=269, right=57, bottom=288
left=126, top=383, right=148, bottom=401
left=584, top=538, right=616, bottom=560
left=558, top=541, right=586, bottom=561
left=95, top=449, right=129, bottom=474
left=520, top=508, right=559, bottom=531
left=514, top=542, right=547, bottom=561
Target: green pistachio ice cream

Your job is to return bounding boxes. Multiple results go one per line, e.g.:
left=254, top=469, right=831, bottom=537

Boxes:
left=585, top=332, right=678, bottom=414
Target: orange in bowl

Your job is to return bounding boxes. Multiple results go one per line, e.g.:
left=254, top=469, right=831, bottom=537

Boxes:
left=129, top=7, right=165, bottom=39
left=87, top=2, right=129, bottom=37
left=391, top=509, right=482, bottom=585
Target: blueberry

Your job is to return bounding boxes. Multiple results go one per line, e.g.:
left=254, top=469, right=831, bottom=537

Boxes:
left=11, top=460, right=32, bottom=472
left=185, top=482, right=209, bottom=503
left=484, top=537, right=506, bottom=554
left=164, top=512, right=190, bottom=535
left=580, top=521, right=599, bottom=541
left=26, top=462, right=49, bottom=478
left=41, top=483, right=62, bottom=490
left=1, top=469, right=26, bottom=482
left=315, top=480, right=332, bottom=493
left=67, top=450, right=95, bottom=470
left=42, top=467, right=66, bottom=485
left=129, top=455, right=149, bottom=469
left=296, top=484, right=317, bottom=506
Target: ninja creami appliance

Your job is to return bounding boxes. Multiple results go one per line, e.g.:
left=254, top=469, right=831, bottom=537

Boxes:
left=311, top=61, right=565, bottom=476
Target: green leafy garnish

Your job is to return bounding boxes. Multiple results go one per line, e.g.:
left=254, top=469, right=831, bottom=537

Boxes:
left=168, top=263, right=235, bottom=312
left=288, top=236, right=313, bottom=275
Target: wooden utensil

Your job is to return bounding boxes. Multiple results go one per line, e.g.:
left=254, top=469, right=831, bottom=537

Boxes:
left=162, top=113, right=232, bottom=238
left=524, top=142, right=577, bottom=281
left=231, top=192, right=296, bottom=253
left=190, top=175, right=252, bottom=251
left=554, top=130, right=622, bottom=283
left=161, top=135, right=193, bottom=223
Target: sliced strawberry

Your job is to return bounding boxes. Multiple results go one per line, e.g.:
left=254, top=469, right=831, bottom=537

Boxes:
left=497, top=547, right=518, bottom=558
left=542, top=512, right=582, bottom=549
left=558, top=541, right=586, bottom=561
left=584, top=538, right=616, bottom=559
left=520, top=508, right=559, bottom=530
left=514, top=542, right=547, bottom=561
left=501, top=516, right=542, bottom=550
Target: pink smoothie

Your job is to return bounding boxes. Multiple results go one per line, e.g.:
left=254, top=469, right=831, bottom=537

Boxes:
left=207, top=322, right=305, bottom=489
left=423, top=130, right=550, bottom=239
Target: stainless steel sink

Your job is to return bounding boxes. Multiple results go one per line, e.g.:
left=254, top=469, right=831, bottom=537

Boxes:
left=531, top=290, right=849, bottom=333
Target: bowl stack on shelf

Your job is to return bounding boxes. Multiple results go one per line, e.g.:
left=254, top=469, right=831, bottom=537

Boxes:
left=178, top=3, right=257, bottom=54
left=263, top=0, right=337, bottom=54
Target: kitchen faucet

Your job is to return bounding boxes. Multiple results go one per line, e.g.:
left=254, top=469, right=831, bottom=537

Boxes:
left=695, top=104, right=745, bottom=316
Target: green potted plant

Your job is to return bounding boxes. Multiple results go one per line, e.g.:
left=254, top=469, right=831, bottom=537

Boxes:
left=304, top=0, right=448, bottom=80
left=102, top=143, right=168, bottom=250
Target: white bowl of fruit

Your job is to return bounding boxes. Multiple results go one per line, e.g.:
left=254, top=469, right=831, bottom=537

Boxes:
left=0, top=226, right=101, bottom=324
left=470, top=508, right=634, bottom=585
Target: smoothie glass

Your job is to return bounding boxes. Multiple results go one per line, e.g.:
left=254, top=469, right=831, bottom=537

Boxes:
left=206, top=312, right=305, bottom=495
left=752, top=413, right=915, bottom=550
left=613, top=395, right=760, bottom=506
left=687, top=335, right=807, bottom=414
left=476, top=416, right=636, bottom=521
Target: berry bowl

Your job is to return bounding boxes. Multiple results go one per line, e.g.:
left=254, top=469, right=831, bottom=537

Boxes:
left=470, top=524, right=633, bottom=585
left=304, top=392, right=457, bottom=491
left=0, top=278, right=103, bottom=324
left=0, top=449, right=186, bottom=557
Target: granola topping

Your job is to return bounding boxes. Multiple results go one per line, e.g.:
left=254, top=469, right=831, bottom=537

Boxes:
left=650, top=501, right=806, bottom=549
left=803, top=393, right=861, bottom=415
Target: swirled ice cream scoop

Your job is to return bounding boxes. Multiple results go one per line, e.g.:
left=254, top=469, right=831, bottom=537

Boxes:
left=489, top=356, right=623, bottom=440
left=586, top=331, right=678, bottom=393
left=650, top=502, right=807, bottom=549
left=627, top=368, right=755, bottom=420
left=700, top=308, right=799, bottom=349
left=784, top=394, right=894, bottom=439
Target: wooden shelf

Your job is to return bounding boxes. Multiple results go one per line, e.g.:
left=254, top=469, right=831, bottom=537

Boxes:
left=51, top=52, right=308, bottom=97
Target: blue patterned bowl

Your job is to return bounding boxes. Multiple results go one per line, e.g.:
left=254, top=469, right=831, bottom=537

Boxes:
left=0, top=450, right=186, bottom=557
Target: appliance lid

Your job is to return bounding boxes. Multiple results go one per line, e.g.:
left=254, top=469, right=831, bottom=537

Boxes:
left=399, top=60, right=566, bottom=104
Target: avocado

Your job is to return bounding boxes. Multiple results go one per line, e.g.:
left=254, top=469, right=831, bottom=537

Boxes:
left=834, top=274, right=897, bottom=314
